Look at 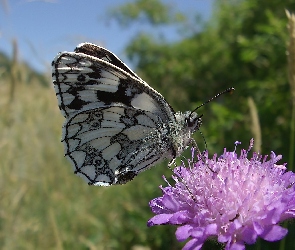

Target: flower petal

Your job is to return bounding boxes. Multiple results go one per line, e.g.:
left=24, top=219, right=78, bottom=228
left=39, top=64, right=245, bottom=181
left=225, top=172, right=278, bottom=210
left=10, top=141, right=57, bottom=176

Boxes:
left=147, top=214, right=173, bottom=227
left=253, top=221, right=263, bottom=235
left=170, top=210, right=190, bottom=224
left=259, top=225, right=288, bottom=241
left=149, top=198, right=164, bottom=214
left=227, top=241, right=245, bottom=250
left=183, top=238, right=203, bottom=250
left=175, top=225, right=193, bottom=241
left=218, top=233, right=231, bottom=243
left=205, top=223, right=218, bottom=235
left=191, top=227, right=205, bottom=238
left=240, top=226, right=257, bottom=244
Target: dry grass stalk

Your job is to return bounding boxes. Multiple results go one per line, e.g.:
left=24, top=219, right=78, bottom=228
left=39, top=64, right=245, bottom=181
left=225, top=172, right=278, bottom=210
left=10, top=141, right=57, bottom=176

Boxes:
left=247, top=97, right=261, bottom=152
left=286, top=10, right=295, bottom=172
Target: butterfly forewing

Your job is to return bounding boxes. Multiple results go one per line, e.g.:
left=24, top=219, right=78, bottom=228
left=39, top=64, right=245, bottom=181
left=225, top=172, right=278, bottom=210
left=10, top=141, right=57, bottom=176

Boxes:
left=74, top=43, right=141, bottom=80
left=53, top=50, right=174, bottom=120
left=52, top=43, right=201, bottom=186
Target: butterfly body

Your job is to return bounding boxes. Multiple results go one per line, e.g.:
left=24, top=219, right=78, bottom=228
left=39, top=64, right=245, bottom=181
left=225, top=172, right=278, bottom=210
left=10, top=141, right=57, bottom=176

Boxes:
left=52, top=43, right=202, bottom=186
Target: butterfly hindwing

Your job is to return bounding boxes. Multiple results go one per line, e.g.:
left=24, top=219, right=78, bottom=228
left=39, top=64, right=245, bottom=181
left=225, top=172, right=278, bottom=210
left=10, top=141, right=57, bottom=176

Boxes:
left=63, top=106, right=171, bottom=185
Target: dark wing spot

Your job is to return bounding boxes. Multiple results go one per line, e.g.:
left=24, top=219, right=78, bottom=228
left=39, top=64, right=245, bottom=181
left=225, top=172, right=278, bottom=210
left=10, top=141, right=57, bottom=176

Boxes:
left=117, top=171, right=137, bottom=184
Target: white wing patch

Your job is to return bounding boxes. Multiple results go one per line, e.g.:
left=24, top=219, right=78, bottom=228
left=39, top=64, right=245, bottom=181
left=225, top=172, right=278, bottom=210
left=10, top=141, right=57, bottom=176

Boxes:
left=52, top=42, right=202, bottom=186
left=131, top=92, right=159, bottom=112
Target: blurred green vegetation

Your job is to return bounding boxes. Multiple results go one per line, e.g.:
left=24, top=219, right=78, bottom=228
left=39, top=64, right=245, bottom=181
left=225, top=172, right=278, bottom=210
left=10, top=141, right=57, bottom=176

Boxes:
left=1, top=0, right=295, bottom=249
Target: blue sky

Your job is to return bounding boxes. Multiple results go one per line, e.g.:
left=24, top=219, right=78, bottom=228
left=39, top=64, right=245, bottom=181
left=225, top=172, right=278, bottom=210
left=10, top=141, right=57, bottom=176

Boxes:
left=0, top=0, right=214, bottom=72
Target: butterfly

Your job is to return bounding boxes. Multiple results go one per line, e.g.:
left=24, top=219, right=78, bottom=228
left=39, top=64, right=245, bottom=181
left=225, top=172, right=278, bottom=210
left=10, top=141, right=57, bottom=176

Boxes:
left=51, top=42, right=203, bottom=186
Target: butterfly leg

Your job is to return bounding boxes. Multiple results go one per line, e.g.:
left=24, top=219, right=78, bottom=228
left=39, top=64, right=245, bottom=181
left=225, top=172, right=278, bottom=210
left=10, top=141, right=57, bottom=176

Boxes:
left=188, top=138, right=217, bottom=174
left=168, top=158, right=176, bottom=167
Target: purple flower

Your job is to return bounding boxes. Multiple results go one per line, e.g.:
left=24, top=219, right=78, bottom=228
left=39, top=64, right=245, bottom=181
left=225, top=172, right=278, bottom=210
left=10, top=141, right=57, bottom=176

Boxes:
left=148, top=140, right=295, bottom=250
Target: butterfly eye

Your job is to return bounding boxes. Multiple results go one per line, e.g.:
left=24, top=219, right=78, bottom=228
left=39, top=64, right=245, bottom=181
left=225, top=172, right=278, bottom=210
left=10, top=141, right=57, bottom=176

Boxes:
left=187, top=113, right=203, bottom=131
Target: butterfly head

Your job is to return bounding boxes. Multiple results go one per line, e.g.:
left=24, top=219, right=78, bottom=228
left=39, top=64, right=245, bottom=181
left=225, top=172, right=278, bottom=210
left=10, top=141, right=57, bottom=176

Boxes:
left=170, top=111, right=202, bottom=158
left=186, top=111, right=203, bottom=132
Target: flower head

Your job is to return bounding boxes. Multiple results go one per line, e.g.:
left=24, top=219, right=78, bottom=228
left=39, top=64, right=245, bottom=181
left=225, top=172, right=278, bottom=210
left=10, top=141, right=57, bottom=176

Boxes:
left=148, top=140, right=295, bottom=250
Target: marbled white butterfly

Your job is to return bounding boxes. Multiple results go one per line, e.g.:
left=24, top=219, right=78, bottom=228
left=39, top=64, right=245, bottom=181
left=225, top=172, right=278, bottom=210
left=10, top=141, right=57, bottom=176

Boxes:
left=52, top=43, right=216, bottom=186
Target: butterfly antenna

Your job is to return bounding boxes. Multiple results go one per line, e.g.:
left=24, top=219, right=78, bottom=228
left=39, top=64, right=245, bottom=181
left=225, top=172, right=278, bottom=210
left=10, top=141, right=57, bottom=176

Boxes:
left=190, top=87, right=235, bottom=114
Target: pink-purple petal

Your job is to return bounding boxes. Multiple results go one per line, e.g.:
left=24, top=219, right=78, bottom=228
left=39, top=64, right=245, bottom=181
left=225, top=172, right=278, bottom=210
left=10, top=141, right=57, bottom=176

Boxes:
left=227, top=241, right=246, bottom=250
left=176, top=225, right=193, bottom=241
left=253, top=221, right=264, bottom=235
left=183, top=238, right=203, bottom=250
left=259, top=225, right=288, bottom=241
left=190, top=227, right=205, bottom=238
left=218, top=233, right=231, bottom=243
left=240, top=226, right=257, bottom=244
left=161, top=193, right=180, bottom=211
left=170, top=210, right=191, bottom=224
left=205, top=223, right=218, bottom=235
left=147, top=213, right=173, bottom=227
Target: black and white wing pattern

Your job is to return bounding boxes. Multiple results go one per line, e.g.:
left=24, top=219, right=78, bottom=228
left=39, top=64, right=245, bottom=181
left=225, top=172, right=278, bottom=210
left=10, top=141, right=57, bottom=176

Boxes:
left=52, top=43, right=202, bottom=186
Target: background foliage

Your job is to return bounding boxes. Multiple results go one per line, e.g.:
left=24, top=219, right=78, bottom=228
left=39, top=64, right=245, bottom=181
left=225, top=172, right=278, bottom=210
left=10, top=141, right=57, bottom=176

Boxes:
left=0, top=0, right=294, bottom=249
